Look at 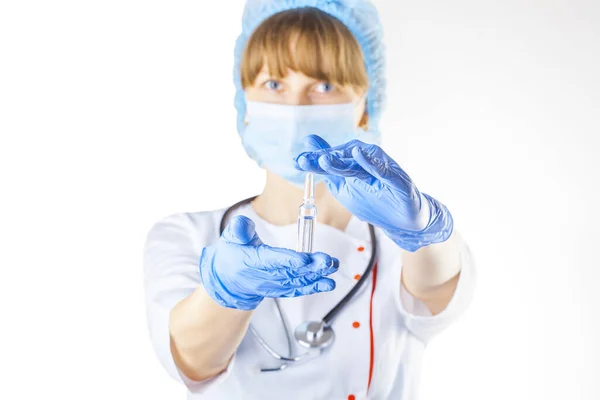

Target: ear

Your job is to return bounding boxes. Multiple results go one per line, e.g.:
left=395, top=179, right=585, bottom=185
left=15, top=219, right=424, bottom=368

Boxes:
left=356, top=95, right=368, bottom=129
left=359, top=110, right=369, bottom=130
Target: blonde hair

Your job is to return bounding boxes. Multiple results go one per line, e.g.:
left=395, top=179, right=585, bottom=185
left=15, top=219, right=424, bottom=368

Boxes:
left=240, top=7, right=369, bottom=126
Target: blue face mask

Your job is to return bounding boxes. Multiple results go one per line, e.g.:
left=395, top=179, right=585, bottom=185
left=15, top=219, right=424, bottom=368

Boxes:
left=242, top=100, right=381, bottom=186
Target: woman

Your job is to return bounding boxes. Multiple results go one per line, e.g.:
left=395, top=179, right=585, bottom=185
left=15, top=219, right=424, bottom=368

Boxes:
left=144, top=1, right=476, bottom=399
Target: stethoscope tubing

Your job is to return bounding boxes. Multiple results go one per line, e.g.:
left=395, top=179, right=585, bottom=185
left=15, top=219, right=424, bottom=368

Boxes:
left=218, top=196, right=378, bottom=371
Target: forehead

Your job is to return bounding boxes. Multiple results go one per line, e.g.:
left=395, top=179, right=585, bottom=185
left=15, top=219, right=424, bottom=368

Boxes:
left=240, top=7, right=369, bottom=94
left=256, top=66, right=320, bottom=81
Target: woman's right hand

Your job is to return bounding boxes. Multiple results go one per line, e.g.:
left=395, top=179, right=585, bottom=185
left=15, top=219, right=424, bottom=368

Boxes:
left=199, top=215, right=339, bottom=310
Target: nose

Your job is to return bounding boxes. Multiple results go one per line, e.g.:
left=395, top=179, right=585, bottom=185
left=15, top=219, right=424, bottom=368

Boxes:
left=285, top=91, right=312, bottom=106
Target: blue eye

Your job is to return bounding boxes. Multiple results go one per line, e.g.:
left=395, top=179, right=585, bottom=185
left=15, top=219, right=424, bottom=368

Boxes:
left=264, top=80, right=281, bottom=91
left=315, top=82, right=334, bottom=93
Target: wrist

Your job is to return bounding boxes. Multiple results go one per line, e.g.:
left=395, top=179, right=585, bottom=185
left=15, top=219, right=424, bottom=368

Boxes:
left=384, top=194, right=454, bottom=252
left=413, top=191, right=431, bottom=231
left=193, top=285, right=256, bottom=316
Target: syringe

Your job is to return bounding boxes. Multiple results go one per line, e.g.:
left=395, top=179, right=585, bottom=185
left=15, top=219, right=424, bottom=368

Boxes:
left=296, top=172, right=317, bottom=253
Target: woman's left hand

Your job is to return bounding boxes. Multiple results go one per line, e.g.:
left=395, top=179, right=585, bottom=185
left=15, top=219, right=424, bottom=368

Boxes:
left=294, top=134, right=454, bottom=251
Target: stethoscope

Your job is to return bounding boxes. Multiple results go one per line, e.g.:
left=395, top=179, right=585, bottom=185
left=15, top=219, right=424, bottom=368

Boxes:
left=220, top=196, right=378, bottom=372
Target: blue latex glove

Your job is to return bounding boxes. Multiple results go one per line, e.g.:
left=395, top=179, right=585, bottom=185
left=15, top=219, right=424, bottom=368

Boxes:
left=199, top=215, right=339, bottom=310
left=294, top=135, right=453, bottom=252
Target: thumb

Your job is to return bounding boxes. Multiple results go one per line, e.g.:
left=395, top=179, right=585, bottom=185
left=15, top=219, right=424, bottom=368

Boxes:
left=221, top=215, right=262, bottom=246
left=304, top=134, right=331, bottom=151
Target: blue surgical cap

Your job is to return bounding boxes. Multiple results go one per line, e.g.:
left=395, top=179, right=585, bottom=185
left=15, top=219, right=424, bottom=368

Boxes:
left=233, top=0, right=386, bottom=136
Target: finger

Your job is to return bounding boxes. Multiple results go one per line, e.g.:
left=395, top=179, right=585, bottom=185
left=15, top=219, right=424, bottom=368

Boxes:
left=318, top=139, right=366, bottom=157
left=321, top=154, right=356, bottom=170
left=294, top=134, right=333, bottom=172
left=310, top=252, right=340, bottom=275
left=301, top=253, right=340, bottom=276
left=273, top=278, right=337, bottom=297
left=254, top=256, right=337, bottom=292
left=296, top=151, right=352, bottom=173
left=351, top=145, right=387, bottom=179
left=279, top=273, right=323, bottom=288
left=295, top=152, right=327, bottom=174
left=295, top=139, right=365, bottom=171
left=317, top=154, right=375, bottom=183
left=352, top=146, right=410, bottom=188
left=293, top=134, right=333, bottom=172
left=323, top=174, right=346, bottom=196
left=298, top=266, right=339, bottom=283
left=277, top=252, right=339, bottom=276
left=304, top=134, right=332, bottom=151
left=249, top=245, right=312, bottom=271
left=221, top=215, right=262, bottom=246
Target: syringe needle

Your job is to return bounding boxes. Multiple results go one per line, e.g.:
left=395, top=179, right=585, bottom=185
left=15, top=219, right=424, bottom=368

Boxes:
left=303, top=172, right=314, bottom=203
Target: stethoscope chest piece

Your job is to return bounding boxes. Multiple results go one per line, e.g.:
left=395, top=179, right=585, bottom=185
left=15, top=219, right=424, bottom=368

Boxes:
left=220, top=197, right=377, bottom=372
left=294, top=321, right=335, bottom=350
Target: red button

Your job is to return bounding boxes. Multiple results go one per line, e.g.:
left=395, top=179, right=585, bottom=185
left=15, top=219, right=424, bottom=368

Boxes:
left=352, top=321, right=360, bottom=328
left=354, top=274, right=361, bottom=280
left=357, top=246, right=365, bottom=252
left=348, top=396, right=356, bottom=400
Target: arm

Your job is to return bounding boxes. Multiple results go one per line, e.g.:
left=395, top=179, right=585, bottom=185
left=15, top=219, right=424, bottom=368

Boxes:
left=400, top=230, right=462, bottom=315
left=145, top=212, right=337, bottom=390
left=293, top=135, right=464, bottom=317
left=165, top=214, right=337, bottom=383
left=169, top=285, right=253, bottom=382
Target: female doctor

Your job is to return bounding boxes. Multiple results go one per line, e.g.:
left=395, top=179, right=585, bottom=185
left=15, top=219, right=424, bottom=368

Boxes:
left=143, top=1, right=476, bottom=399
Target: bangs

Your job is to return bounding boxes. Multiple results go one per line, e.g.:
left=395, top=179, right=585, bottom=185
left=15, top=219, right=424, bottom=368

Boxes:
left=241, top=7, right=368, bottom=92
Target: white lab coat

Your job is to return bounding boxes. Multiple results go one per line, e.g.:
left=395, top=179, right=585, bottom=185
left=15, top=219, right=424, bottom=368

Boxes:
left=143, top=204, right=476, bottom=399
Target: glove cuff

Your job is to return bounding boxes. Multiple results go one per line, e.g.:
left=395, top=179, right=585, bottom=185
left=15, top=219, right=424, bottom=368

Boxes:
left=384, top=193, right=454, bottom=252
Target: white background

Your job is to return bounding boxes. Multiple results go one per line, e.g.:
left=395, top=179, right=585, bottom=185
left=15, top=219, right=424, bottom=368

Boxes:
left=1, top=0, right=598, bottom=399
